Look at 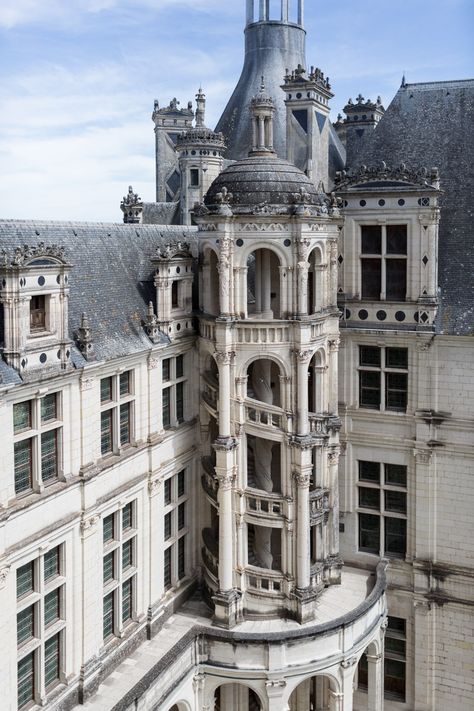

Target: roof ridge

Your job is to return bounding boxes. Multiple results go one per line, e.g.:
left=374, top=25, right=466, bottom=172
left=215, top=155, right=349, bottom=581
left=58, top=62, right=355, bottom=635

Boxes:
left=0, top=219, right=197, bottom=230
left=402, top=78, right=474, bottom=90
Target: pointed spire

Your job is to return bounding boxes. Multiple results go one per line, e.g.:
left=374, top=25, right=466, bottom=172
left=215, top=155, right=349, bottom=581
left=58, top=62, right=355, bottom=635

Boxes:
left=144, top=302, right=161, bottom=343
left=401, top=73, right=406, bottom=87
left=195, top=87, right=206, bottom=127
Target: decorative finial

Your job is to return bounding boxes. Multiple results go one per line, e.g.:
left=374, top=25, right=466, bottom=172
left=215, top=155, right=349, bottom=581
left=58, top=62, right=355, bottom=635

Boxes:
left=144, top=302, right=161, bottom=344
left=77, top=313, right=95, bottom=361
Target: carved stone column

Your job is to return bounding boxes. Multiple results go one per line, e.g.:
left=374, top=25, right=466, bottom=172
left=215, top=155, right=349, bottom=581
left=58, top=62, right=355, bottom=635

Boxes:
left=294, top=469, right=311, bottom=590
left=328, top=337, right=340, bottom=415
left=367, top=652, right=384, bottom=711
left=262, top=250, right=272, bottom=318
left=297, top=260, right=309, bottom=317
left=295, top=349, right=312, bottom=437
left=214, top=351, right=234, bottom=439
left=329, top=239, right=338, bottom=307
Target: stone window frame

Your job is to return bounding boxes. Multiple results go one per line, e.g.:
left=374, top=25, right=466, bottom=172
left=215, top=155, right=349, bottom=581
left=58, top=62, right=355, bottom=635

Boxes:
left=163, top=469, right=188, bottom=591
left=358, top=345, right=408, bottom=413
left=357, top=616, right=407, bottom=701
left=102, top=500, right=138, bottom=644
left=16, top=544, right=66, bottom=708
left=13, top=392, right=63, bottom=497
left=162, top=355, right=186, bottom=430
left=357, top=460, right=407, bottom=559
left=99, top=370, right=135, bottom=457
left=359, top=223, right=408, bottom=302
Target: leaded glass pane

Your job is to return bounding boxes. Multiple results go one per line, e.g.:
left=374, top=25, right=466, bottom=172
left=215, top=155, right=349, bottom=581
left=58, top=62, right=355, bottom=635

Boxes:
left=14, top=439, right=32, bottom=494
left=44, top=547, right=60, bottom=581
left=178, top=537, right=185, bottom=580
left=385, top=464, right=407, bottom=487
left=385, top=372, right=408, bottom=411
left=17, top=653, right=35, bottom=708
left=41, top=394, right=57, bottom=423
left=385, top=490, right=407, bottom=513
left=17, top=562, right=34, bottom=599
left=122, top=503, right=133, bottom=531
left=100, top=377, right=113, bottom=404
left=122, top=579, right=133, bottom=623
left=103, top=592, right=114, bottom=640
left=119, top=403, right=130, bottom=446
left=176, top=355, right=184, bottom=378
left=360, top=370, right=381, bottom=409
left=119, top=371, right=130, bottom=397
left=177, top=470, right=185, bottom=498
left=176, top=382, right=184, bottom=423
left=14, top=402, right=31, bottom=434
left=162, top=387, right=171, bottom=429
left=164, top=479, right=171, bottom=506
left=162, top=359, right=170, bottom=382
left=103, top=552, right=114, bottom=584
left=359, top=513, right=380, bottom=554
left=103, top=514, right=115, bottom=543
left=164, top=547, right=172, bottom=589
left=361, top=225, right=382, bottom=254
left=44, top=634, right=60, bottom=687
left=122, top=540, right=133, bottom=570
left=164, top=512, right=172, bottom=540
left=17, top=606, right=35, bottom=645
left=385, top=517, right=406, bottom=558
left=41, top=430, right=57, bottom=482
left=359, top=461, right=380, bottom=483
left=359, top=346, right=381, bottom=367
left=101, top=410, right=113, bottom=455
left=44, top=588, right=60, bottom=626
left=359, top=487, right=380, bottom=510
left=178, top=502, right=186, bottom=530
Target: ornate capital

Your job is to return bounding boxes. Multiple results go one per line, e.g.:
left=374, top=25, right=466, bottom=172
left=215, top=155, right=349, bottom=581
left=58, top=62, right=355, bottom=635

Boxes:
left=148, top=478, right=161, bottom=496
left=293, top=470, right=311, bottom=488
left=328, top=449, right=340, bottom=466
left=214, top=350, right=235, bottom=366
left=80, top=514, right=100, bottom=537
left=294, top=348, right=313, bottom=364
left=265, top=679, right=287, bottom=689
left=192, top=673, right=206, bottom=692
left=414, top=449, right=432, bottom=464
left=328, top=336, right=341, bottom=353
left=216, top=469, right=236, bottom=491
left=0, top=566, right=11, bottom=589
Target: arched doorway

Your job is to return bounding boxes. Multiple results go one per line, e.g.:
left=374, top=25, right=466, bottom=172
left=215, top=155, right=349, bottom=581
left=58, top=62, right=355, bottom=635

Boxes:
left=214, top=682, right=263, bottom=710
left=247, top=248, right=281, bottom=319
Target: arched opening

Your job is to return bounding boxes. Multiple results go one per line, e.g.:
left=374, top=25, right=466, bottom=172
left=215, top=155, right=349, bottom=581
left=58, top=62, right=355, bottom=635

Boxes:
left=247, top=435, right=281, bottom=492
left=203, top=249, right=220, bottom=316
left=247, top=248, right=281, bottom=319
left=167, top=703, right=191, bottom=711
left=248, top=524, right=282, bottom=571
left=307, top=246, right=325, bottom=314
left=308, top=350, right=326, bottom=415
left=214, top=683, right=263, bottom=710
left=289, top=674, right=338, bottom=710
left=247, top=358, right=282, bottom=407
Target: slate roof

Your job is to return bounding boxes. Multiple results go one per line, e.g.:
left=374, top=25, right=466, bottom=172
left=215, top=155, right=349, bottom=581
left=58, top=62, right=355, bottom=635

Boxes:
left=349, top=79, right=474, bottom=335
left=0, top=221, right=198, bottom=375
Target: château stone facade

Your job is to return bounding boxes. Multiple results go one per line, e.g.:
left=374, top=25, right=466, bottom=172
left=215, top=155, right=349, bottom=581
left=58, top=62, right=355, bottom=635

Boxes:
left=0, top=2, right=473, bottom=710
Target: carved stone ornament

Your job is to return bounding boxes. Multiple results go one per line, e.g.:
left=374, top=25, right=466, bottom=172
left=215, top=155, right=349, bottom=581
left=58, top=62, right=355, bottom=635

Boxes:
left=0, top=566, right=11, bottom=589
left=335, top=162, right=440, bottom=191
left=329, top=337, right=341, bottom=353
left=148, top=478, right=161, bottom=496
left=265, top=679, right=287, bottom=689
left=80, top=377, right=94, bottom=391
left=197, top=223, right=218, bottom=232
left=341, top=656, right=358, bottom=668
left=5, top=242, right=68, bottom=267
left=155, top=241, right=191, bottom=261
left=414, top=449, right=432, bottom=464
left=216, top=470, right=236, bottom=490
left=80, top=514, right=100, bottom=536
left=213, top=351, right=235, bottom=366
left=293, top=470, right=311, bottom=488
left=294, top=349, right=313, bottom=363
left=192, top=673, right=206, bottom=692
left=76, top=312, right=96, bottom=361
left=193, top=202, right=210, bottom=218
left=144, top=302, right=161, bottom=344
left=328, top=449, right=340, bottom=465
left=238, top=222, right=288, bottom=233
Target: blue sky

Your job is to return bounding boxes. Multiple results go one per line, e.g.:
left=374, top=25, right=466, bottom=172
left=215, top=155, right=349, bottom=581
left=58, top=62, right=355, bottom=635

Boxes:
left=0, top=0, right=472, bottom=222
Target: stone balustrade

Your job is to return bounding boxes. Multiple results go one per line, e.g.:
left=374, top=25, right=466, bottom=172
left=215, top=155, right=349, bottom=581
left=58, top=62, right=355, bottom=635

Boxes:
left=246, top=398, right=283, bottom=429
left=246, top=488, right=285, bottom=517
left=201, top=457, right=218, bottom=503
left=246, top=566, right=286, bottom=596
left=309, top=487, right=330, bottom=522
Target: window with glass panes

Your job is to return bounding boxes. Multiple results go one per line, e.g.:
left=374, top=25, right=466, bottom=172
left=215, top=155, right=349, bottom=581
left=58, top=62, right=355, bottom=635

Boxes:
left=163, top=470, right=188, bottom=590
left=358, top=461, right=407, bottom=558
left=360, top=224, right=407, bottom=301
left=102, top=501, right=137, bottom=642
left=13, top=393, right=62, bottom=495
left=100, top=371, right=134, bottom=456
left=359, top=346, right=408, bottom=412
left=16, top=545, right=65, bottom=708
left=162, top=355, right=186, bottom=430
left=384, top=617, right=407, bottom=701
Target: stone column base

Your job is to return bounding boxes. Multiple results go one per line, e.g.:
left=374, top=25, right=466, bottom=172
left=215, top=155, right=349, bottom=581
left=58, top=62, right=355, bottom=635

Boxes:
left=293, top=587, right=319, bottom=624
left=212, top=589, right=243, bottom=629
left=326, top=555, right=343, bottom=585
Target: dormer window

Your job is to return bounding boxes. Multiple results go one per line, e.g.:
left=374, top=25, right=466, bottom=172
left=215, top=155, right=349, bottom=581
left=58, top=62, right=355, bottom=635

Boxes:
left=30, top=295, right=46, bottom=332
left=361, top=225, right=407, bottom=301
